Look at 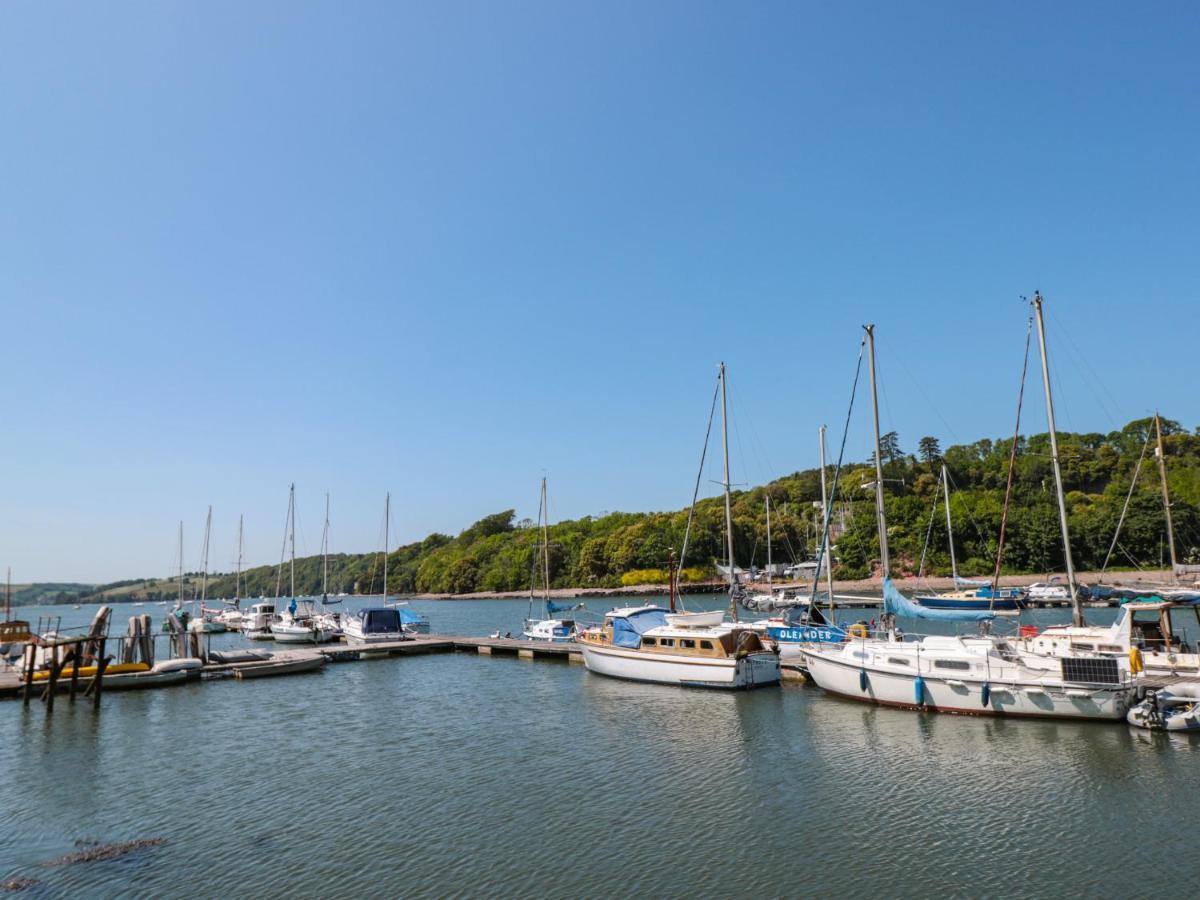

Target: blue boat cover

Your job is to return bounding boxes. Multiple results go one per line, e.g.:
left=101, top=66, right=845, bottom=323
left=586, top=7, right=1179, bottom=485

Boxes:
left=358, top=607, right=403, bottom=634
left=546, top=601, right=578, bottom=615
left=883, top=577, right=995, bottom=622
left=397, top=608, right=426, bottom=625
left=611, top=608, right=669, bottom=648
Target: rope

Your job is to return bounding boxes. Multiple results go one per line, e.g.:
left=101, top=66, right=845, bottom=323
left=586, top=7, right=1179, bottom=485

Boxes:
left=991, top=317, right=1033, bottom=608
left=805, top=335, right=868, bottom=620
left=1101, top=434, right=1151, bottom=575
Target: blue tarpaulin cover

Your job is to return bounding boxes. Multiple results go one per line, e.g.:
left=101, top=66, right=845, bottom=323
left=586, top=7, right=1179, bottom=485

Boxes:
left=611, top=608, right=669, bottom=648
left=397, top=608, right=426, bottom=625
left=883, top=577, right=995, bottom=622
left=546, top=601, right=579, bottom=615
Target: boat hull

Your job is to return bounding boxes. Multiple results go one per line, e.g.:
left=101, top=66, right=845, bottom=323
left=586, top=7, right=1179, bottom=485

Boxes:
left=801, top=649, right=1131, bottom=720
left=580, top=644, right=779, bottom=689
left=913, top=595, right=1022, bottom=612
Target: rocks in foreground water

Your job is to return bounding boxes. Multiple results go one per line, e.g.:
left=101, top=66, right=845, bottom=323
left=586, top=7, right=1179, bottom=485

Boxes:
left=45, top=838, right=165, bottom=867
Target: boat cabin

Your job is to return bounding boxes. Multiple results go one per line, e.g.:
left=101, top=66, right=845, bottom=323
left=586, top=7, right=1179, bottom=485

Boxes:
left=578, top=606, right=771, bottom=659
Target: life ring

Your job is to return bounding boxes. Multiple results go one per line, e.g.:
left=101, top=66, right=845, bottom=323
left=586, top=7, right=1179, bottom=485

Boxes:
left=847, top=623, right=869, bottom=640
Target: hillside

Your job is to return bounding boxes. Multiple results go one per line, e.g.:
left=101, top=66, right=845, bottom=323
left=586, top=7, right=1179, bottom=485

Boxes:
left=75, top=415, right=1200, bottom=602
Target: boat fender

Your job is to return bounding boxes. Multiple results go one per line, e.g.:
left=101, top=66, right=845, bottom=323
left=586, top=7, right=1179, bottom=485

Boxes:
left=848, top=623, right=869, bottom=640
left=981, top=682, right=991, bottom=708
left=1129, top=647, right=1143, bottom=675
left=914, top=675, right=925, bottom=706
left=859, top=669, right=869, bottom=692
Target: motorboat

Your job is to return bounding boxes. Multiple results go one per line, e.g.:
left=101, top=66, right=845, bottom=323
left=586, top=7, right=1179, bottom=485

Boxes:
left=1127, top=683, right=1200, bottom=731
left=240, top=601, right=276, bottom=641
left=1027, top=579, right=1071, bottom=602
left=577, top=606, right=780, bottom=689
left=270, top=601, right=335, bottom=644
left=343, top=607, right=411, bottom=645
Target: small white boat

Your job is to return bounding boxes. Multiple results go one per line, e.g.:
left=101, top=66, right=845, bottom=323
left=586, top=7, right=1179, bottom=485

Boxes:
left=240, top=601, right=276, bottom=641
left=234, top=655, right=326, bottom=679
left=1127, top=684, right=1200, bottom=731
left=521, top=478, right=578, bottom=643
left=343, top=607, right=411, bottom=645
left=664, top=610, right=725, bottom=628
left=270, top=607, right=335, bottom=644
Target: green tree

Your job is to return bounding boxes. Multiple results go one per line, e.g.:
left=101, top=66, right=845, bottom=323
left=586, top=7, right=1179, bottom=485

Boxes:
left=918, top=436, right=941, bottom=465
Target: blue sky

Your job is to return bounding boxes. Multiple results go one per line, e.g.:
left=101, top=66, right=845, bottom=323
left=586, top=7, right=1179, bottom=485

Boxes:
left=3, top=2, right=1198, bottom=581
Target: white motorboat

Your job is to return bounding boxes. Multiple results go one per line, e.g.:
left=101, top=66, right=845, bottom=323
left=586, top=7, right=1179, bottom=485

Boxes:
left=1127, top=682, right=1200, bottom=731
left=241, top=601, right=276, bottom=641
left=270, top=602, right=335, bottom=644
left=343, top=607, right=411, bottom=645
left=578, top=606, right=779, bottom=689
left=1027, top=579, right=1070, bottom=602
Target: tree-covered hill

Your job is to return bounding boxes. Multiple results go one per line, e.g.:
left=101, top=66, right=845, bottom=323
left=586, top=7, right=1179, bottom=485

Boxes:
left=80, top=415, right=1200, bottom=601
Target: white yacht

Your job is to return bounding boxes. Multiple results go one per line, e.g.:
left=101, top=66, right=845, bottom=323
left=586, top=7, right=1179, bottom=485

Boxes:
left=800, top=632, right=1133, bottom=720
left=577, top=606, right=779, bottom=689
left=343, top=607, right=410, bottom=645
left=521, top=477, right=580, bottom=642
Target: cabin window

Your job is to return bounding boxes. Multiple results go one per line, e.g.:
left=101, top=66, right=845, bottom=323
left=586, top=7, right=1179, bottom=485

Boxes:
left=659, top=638, right=675, bottom=648
left=641, top=637, right=656, bottom=647
left=887, top=657, right=910, bottom=666
left=680, top=639, right=696, bottom=649
left=1072, top=642, right=1094, bottom=651
left=700, top=640, right=714, bottom=650
left=1098, top=645, right=1122, bottom=653
left=851, top=651, right=866, bottom=660
left=933, top=659, right=970, bottom=671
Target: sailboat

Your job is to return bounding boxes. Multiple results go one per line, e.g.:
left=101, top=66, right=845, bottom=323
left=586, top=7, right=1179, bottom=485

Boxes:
left=270, top=485, right=335, bottom=644
left=913, top=465, right=1023, bottom=613
left=344, top=492, right=428, bottom=642
left=523, top=477, right=581, bottom=642
left=799, top=319, right=1135, bottom=720
left=577, top=363, right=780, bottom=688
left=192, top=507, right=227, bottom=633
left=213, top=516, right=247, bottom=630
left=312, top=494, right=345, bottom=638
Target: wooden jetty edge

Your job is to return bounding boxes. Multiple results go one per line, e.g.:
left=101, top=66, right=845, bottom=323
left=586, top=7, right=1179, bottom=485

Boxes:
left=0, top=634, right=584, bottom=701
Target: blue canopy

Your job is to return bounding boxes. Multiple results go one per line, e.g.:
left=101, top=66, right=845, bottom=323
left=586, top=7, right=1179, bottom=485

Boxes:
left=611, top=608, right=669, bottom=648
left=546, top=600, right=580, bottom=615
left=397, top=608, right=426, bottom=625
left=883, top=577, right=995, bottom=622
left=356, top=607, right=403, bottom=634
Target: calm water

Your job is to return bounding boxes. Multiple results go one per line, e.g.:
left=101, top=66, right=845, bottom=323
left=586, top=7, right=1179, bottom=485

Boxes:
left=2, top=597, right=1197, bottom=898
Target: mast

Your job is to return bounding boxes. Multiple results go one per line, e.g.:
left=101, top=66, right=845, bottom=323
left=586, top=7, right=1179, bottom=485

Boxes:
left=719, top=362, right=738, bottom=622
left=322, top=493, right=330, bottom=603
left=5, top=566, right=10, bottom=623
left=941, top=463, right=958, bottom=584
left=819, top=424, right=836, bottom=613
left=199, top=505, right=212, bottom=612
left=288, top=484, right=295, bottom=599
left=765, top=494, right=772, bottom=585
left=235, top=514, right=243, bottom=605
left=1032, top=293, right=1082, bottom=625
left=383, top=492, right=390, bottom=602
left=177, top=521, right=184, bottom=608
left=865, top=325, right=890, bottom=577
left=541, top=477, right=551, bottom=610
left=1155, top=412, right=1180, bottom=575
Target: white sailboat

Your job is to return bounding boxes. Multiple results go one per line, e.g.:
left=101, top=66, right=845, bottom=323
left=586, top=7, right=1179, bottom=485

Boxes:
left=312, top=494, right=344, bottom=638
left=192, top=507, right=226, bottom=633
left=800, top=319, right=1134, bottom=720
left=214, top=515, right=247, bottom=630
left=522, top=478, right=580, bottom=642
left=270, top=485, right=335, bottom=644
left=578, top=363, right=780, bottom=689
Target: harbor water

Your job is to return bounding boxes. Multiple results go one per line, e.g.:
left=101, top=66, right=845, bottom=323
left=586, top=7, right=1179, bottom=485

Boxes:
left=2, top=597, right=1197, bottom=898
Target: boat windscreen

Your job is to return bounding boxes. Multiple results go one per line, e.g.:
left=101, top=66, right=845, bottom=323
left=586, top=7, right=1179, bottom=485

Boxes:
left=612, top=609, right=669, bottom=648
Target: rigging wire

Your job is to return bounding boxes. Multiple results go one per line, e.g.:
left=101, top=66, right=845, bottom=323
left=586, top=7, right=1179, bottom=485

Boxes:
left=1100, top=433, right=1151, bottom=576
left=917, top=477, right=942, bottom=584
left=805, top=334, right=868, bottom=618
left=677, top=375, right=721, bottom=581
left=990, top=317, right=1034, bottom=608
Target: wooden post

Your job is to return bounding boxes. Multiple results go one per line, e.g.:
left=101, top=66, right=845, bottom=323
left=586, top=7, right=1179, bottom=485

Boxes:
left=68, top=645, right=81, bottom=702
left=92, top=639, right=108, bottom=710
left=22, top=643, right=35, bottom=706
left=45, top=644, right=60, bottom=712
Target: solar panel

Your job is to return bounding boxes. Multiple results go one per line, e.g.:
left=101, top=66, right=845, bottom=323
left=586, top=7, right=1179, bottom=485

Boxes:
left=1061, top=656, right=1121, bottom=685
